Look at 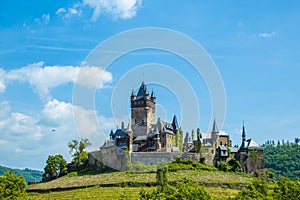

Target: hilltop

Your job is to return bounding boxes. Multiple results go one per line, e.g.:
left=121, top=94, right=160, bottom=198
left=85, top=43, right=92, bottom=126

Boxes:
left=27, top=161, right=254, bottom=199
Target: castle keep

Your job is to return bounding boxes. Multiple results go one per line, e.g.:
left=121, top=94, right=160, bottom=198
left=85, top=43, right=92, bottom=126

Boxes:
left=88, top=82, right=264, bottom=173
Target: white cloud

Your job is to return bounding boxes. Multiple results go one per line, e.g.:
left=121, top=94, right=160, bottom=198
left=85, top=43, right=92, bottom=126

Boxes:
left=0, top=99, right=120, bottom=168
left=82, top=0, right=142, bottom=20
left=42, top=14, right=50, bottom=24
left=0, top=112, right=42, bottom=141
left=3, top=62, right=112, bottom=101
left=258, top=31, right=276, bottom=39
left=34, top=14, right=51, bottom=24
left=55, top=5, right=82, bottom=20
left=41, top=99, right=73, bottom=126
left=56, top=7, right=66, bottom=15
left=0, top=68, right=6, bottom=92
left=57, top=0, right=142, bottom=21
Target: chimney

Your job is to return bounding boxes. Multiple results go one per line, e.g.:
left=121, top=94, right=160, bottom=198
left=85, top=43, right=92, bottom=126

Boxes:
left=121, top=122, right=124, bottom=130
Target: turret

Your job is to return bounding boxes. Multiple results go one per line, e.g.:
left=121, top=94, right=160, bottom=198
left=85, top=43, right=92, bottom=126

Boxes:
left=131, top=89, right=136, bottom=101
left=151, top=90, right=156, bottom=102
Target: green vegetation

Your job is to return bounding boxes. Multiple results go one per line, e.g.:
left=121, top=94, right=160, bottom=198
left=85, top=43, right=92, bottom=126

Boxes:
left=264, top=141, right=300, bottom=180
left=168, top=158, right=217, bottom=172
left=0, top=171, right=28, bottom=199
left=219, top=159, right=242, bottom=172
left=234, top=177, right=300, bottom=200
left=140, top=165, right=211, bottom=199
left=27, top=160, right=253, bottom=199
left=0, top=165, right=43, bottom=183
left=195, top=128, right=202, bottom=153
left=43, top=154, right=68, bottom=181
left=68, top=138, right=91, bottom=166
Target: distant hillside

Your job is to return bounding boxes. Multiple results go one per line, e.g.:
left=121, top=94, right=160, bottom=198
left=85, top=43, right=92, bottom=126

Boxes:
left=264, top=141, right=300, bottom=180
left=0, top=165, right=43, bottom=183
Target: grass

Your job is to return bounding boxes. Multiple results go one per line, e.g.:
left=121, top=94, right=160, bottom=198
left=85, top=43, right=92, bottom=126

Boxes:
left=28, top=186, right=240, bottom=200
left=28, top=187, right=151, bottom=200
left=27, top=170, right=252, bottom=191
left=27, top=160, right=253, bottom=199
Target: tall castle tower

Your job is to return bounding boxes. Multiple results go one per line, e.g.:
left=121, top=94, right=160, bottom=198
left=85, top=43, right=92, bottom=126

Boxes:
left=130, top=82, right=156, bottom=136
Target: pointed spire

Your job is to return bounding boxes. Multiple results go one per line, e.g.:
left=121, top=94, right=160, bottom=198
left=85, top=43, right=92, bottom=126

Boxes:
left=240, top=121, right=246, bottom=149
left=172, top=115, right=179, bottom=131
left=212, top=118, right=219, bottom=133
left=151, top=89, right=156, bottom=99
left=131, top=89, right=136, bottom=97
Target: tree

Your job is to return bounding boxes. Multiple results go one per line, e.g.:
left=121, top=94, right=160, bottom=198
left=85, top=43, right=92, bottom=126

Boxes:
left=195, top=128, right=202, bottom=153
left=43, top=154, right=67, bottom=181
left=68, top=138, right=91, bottom=166
left=0, top=171, right=27, bottom=199
left=156, top=166, right=168, bottom=192
left=273, top=177, right=300, bottom=199
left=234, top=179, right=271, bottom=200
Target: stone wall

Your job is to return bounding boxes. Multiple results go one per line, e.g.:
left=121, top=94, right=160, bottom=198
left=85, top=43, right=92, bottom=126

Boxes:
left=88, top=146, right=127, bottom=171
left=131, top=152, right=200, bottom=165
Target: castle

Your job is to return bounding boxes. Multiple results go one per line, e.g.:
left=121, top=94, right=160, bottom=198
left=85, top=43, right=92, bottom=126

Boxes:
left=88, top=82, right=264, bottom=173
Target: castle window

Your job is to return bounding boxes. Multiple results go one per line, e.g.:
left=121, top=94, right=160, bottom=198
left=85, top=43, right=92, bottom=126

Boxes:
left=220, top=142, right=223, bottom=145
left=142, top=120, right=144, bottom=125
left=135, top=119, right=137, bottom=124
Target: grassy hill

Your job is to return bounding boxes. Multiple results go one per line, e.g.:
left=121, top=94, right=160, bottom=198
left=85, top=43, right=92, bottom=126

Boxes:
left=0, top=165, right=43, bottom=183
left=27, top=161, right=253, bottom=199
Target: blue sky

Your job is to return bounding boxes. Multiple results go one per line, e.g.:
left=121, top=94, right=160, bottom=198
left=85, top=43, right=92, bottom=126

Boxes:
left=0, top=0, right=300, bottom=170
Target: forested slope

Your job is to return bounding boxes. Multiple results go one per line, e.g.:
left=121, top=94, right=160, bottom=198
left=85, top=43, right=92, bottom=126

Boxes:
left=264, top=141, right=300, bottom=180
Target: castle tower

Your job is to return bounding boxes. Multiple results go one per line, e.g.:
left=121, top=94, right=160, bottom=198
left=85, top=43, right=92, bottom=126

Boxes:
left=131, top=82, right=156, bottom=136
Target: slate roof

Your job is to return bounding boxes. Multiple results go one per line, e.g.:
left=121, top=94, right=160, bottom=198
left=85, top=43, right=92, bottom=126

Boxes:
left=212, top=118, right=219, bottom=133
left=137, top=81, right=149, bottom=97
left=246, top=139, right=263, bottom=150
left=218, top=131, right=228, bottom=136
left=114, top=129, right=127, bottom=138
left=172, top=115, right=179, bottom=131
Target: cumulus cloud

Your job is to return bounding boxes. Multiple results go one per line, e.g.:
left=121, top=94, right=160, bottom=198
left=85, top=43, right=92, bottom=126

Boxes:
left=83, top=0, right=142, bottom=20
left=258, top=31, right=276, bottom=39
left=3, top=61, right=112, bottom=101
left=0, top=112, right=42, bottom=141
left=0, top=99, right=121, bottom=168
left=56, top=0, right=142, bottom=21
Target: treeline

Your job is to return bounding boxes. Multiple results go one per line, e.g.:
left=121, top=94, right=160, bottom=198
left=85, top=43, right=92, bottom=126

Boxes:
left=264, top=139, right=300, bottom=180
left=0, top=165, right=43, bottom=183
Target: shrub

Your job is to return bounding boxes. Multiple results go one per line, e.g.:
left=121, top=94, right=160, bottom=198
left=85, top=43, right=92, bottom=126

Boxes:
left=0, top=171, right=28, bottom=199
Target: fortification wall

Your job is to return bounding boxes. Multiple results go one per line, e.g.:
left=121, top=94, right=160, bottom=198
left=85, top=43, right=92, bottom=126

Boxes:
left=131, top=152, right=200, bottom=165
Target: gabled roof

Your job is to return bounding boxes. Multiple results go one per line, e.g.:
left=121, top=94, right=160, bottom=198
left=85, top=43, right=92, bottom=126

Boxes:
left=137, top=81, right=149, bottom=97
left=218, top=131, right=228, bottom=136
